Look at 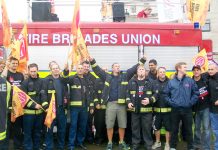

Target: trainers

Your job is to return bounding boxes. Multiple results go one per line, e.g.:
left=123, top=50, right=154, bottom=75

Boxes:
left=152, top=141, right=161, bottom=149
left=106, top=143, right=113, bottom=150
left=164, top=143, right=170, bottom=150
left=119, top=141, right=130, bottom=150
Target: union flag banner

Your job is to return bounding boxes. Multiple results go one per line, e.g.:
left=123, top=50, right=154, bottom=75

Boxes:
left=192, top=49, right=209, bottom=72
left=44, top=92, right=56, bottom=128
left=11, top=85, right=30, bottom=122
left=186, top=0, right=210, bottom=26
left=17, top=24, right=29, bottom=72
left=67, top=0, right=89, bottom=69
left=1, top=0, right=12, bottom=48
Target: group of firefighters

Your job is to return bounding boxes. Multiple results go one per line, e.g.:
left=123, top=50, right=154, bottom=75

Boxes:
left=0, top=55, right=218, bottom=150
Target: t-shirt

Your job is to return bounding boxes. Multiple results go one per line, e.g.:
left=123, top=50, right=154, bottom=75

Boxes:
left=138, top=80, right=145, bottom=98
left=7, top=71, right=24, bottom=87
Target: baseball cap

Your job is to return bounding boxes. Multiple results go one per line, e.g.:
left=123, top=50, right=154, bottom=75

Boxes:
left=192, top=65, right=201, bottom=71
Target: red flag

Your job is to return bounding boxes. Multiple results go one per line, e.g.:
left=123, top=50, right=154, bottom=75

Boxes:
left=1, top=0, right=12, bottom=48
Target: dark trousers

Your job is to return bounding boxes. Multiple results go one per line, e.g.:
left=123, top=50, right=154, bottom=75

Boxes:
left=45, top=106, right=67, bottom=150
left=94, top=109, right=106, bottom=144
left=86, top=113, right=94, bottom=143
left=3, top=114, right=23, bottom=150
left=68, top=107, right=88, bottom=149
left=23, top=114, right=43, bottom=150
left=170, top=107, right=193, bottom=150
left=131, top=113, right=153, bottom=150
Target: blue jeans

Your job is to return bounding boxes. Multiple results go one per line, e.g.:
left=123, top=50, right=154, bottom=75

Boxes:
left=23, top=114, right=43, bottom=150
left=45, top=106, right=67, bottom=150
left=210, top=113, right=218, bottom=150
left=194, top=108, right=211, bottom=150
left=68, top=107, right=88, bottom=149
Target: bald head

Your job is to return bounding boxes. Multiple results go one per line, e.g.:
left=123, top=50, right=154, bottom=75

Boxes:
left=208, top=63, right=218, bottom=76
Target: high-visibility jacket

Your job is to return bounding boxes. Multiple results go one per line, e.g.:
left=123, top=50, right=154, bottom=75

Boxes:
left=0, top=77, right=11, bottom=141
left=21, top=76, right=45, bottom=115
left=94, top=78, right=106, bottom=109
left=90, top=58, right=146, bottom=105
left=126, top=77, right=158, bottom=113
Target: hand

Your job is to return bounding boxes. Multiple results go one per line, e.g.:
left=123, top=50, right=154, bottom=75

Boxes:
left=215, top=100, right=218, bottom=106
left=128, top=103, right=134, bottom=109
left=64, top=63, right=69, bottom=71
left=141, top=98, right=149, bottom=106
left=142, top=53, right=147, bottom=61
left=90, top=109, right=94, bottom=114
left=35, top=104, right=42, bottom=110
left=96, top=104, right=101, bottom=109
left=64, top=98, right=68, bottom=104
left=88, top=55, right=94, bottom=62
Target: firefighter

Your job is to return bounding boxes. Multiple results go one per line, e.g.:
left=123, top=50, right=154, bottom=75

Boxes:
left=127, top=65, right=158, bottom=150
left=0, top=59, right=6, bottom=75
left=93, top=67, right=108, bottom=145
left=148, top=59, right=158, bottom=80
left=152, top=67, right=170, bottom=150
left=0, top=76, right=11, bottom=150
left=1, top=57, right=24, bottom=150
left=82, top=61, right=96, bottom=144
left=66, top=64, right=94, bottom=150
left=41, top=62, right=68, bottom=150
left=20, top=63, right=46, bottom=150
left=89, top=55, right=147, bottom=150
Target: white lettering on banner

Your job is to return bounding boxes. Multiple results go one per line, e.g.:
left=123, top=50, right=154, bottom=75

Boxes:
left=122, top=34, right=160, bottom=44
left=27, top=33, right=160, bottom=45
left=53, top=34, right=61, bottom=44
left=41, top=34, right=48, bottom=44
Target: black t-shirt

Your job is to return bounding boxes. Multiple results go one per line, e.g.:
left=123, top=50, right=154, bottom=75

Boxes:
left=138, top=80, right=145, bottom=98
left=53, top=78, right=63, bottom=106
left=108, top=76, right=119, bottom=102
left=7, top=71, right=24, bottom=87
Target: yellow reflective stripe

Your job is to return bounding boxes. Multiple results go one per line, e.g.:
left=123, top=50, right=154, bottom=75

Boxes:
left=146, top=91, right=152, bottom=95
left=130, top=91, right=136, bottom=94
left=139, top=60, right=143, bottom=65
left=24, top=109, right=43, bottom=115
left=101, top=99, right=103, bottom=103
left=127, top=107, right=135, bottom=112
left=117, top=99, right=125, bottom=104
left=105, top=82, right=109, bottom=87
left=151, top=96, right=156, bottom=103
left=154, top=107, right=171, bottom=113
left=121, top=81, right=128, bottom=85
left=42, top=102, right=48, bottom=107
left=94, top=99, right=99, bottom=102
left=28, top=91, right=36, bottom=96
left=140, top=107, right=153, bottom=112
left=70, top=101, right=82, bottom=106
left=71, top=85, right=81, bottom=89
left=27, top=101, right=33, bottom=108
left=0, top=131, right=6, bottom=141
left=101, top=105, right=106, bottom=109
left=91, top=63, right=97, bottom=68
left=48, top=90, right=55, bottom=94
left=98, top=90, right=102, bottom=94
left=6, top=82, right=11, bottom=107
left=61, top=72, right=69, bottom=78
left=90, top=103, right=94, bottom=107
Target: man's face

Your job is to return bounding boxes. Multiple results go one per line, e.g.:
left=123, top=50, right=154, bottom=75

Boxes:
left=9, top=60, right=19, bottom=71
left=51, top=64, right=60, bottom=76
left=76, top=65, right=84, bottom=75
left=112, top=63, right=120, bottom=74
left=208, top=64, right=217, bottom=76
left=178, top=65, right=187, bottom=75
left=29, top=67, right=38, bottom=78
left=158, top=68, right=166, bottom=79
left=0, top=63, right=5, bottom=73
left=149, top=63, right=157, bottom=72
left=193, top=68, right=201, bottom=78
left=83, top=63, right=90, bottom=74
left=137, top=66, right=146, bottom=78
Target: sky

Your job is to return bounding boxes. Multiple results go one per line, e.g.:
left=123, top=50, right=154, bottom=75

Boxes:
left=1, top=0, right=102, bottom=22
